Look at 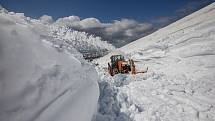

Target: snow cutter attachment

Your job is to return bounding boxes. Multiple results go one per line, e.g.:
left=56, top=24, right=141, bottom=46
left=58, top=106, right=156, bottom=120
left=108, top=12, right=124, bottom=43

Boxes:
left=108, top=55, right=148, bottom=76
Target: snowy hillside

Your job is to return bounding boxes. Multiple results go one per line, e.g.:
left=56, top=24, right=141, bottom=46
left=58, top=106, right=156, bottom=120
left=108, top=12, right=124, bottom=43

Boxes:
left=95, top=2, right=215, bottom=121
left=0, top=7, right=99, bottom=121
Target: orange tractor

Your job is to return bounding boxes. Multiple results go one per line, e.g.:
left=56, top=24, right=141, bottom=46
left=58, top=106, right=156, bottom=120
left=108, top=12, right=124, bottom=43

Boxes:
left=108, top=55, right=148, bottom=76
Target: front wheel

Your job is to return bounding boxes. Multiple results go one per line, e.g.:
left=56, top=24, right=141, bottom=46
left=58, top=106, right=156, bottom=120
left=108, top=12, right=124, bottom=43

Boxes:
left=108, top=63, right=114, bottom=76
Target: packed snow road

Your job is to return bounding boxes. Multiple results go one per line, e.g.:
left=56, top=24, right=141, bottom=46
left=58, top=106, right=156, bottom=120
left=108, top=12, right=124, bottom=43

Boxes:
left=94, top=3, right=215, bottom=121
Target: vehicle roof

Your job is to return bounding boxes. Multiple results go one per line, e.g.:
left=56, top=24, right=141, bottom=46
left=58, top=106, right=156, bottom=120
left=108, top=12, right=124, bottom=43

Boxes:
left=111, top=54, right=122, bottom=57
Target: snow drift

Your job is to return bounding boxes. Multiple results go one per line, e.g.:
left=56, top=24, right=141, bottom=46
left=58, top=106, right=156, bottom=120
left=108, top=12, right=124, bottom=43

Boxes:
left=96, top=3, right=215, bottom=121
left=0, top=8, right=99, bottom=121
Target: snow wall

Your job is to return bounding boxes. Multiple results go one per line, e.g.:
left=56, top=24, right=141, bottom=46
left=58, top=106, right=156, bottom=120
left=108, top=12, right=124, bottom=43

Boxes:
left=0, top=10, right=99, bottom=121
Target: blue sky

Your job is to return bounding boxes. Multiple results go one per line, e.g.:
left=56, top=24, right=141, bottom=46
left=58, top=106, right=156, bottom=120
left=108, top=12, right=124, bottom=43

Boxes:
left=0, top=0, right=213, bottom=22
left=1, top=0, right=214, bottom=47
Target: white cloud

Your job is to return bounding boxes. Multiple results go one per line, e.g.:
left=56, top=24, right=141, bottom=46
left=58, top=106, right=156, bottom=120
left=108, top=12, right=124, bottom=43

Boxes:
left=56, top=16, right=80, bottom=23
left=105, top=19, right=152, bottom=38
left=39, top=15, right=53, bottom=24
left=55, top=16, right=81, bottom=28
left=129, top=23, right=152, bottom=34
left=16, top=13, right=25, bottom=18
left=80, top=18, right=102, bottom=29
left=105, top=19, right=137, bottom=34
left=55, top=17, right=102, bottom=29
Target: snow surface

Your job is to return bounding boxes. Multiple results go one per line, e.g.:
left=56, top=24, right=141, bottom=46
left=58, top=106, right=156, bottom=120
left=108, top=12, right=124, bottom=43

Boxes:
left=0, top=8, right=99, bottom=121
left=95, top=3, right=215, bottom=121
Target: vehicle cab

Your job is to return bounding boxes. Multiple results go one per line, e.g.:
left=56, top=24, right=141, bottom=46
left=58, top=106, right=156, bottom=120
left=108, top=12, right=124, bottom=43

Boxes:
left=110, top=55, right=124, bottom=67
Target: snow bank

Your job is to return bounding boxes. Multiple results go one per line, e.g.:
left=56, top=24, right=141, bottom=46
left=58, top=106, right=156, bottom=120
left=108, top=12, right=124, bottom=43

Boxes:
left=96, top=3, right=215, bottom=121
left=0, top=10, right=99, bottom=121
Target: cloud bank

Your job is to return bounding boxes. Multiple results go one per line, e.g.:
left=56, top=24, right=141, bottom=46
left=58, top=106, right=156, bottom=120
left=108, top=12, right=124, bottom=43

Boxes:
left=39, top=1, right=213, bottom=47
left=53, top=17, right=155, bottom=47
left=39, top=15, right=53, bottom=24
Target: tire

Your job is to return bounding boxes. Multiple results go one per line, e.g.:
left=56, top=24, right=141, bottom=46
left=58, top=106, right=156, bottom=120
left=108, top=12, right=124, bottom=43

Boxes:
left=108, top=63, right=114, bottom=76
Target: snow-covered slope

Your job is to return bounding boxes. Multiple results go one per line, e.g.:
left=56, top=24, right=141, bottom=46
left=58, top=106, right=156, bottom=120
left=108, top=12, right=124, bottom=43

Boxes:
left=96, top=3, right=215, bottom=121
left=0, top=8, right=99, bottom=121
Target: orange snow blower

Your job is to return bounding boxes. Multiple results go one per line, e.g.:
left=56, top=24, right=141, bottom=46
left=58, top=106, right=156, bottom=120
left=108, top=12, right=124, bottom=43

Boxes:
left=108, top=55, right=148, bottom=76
